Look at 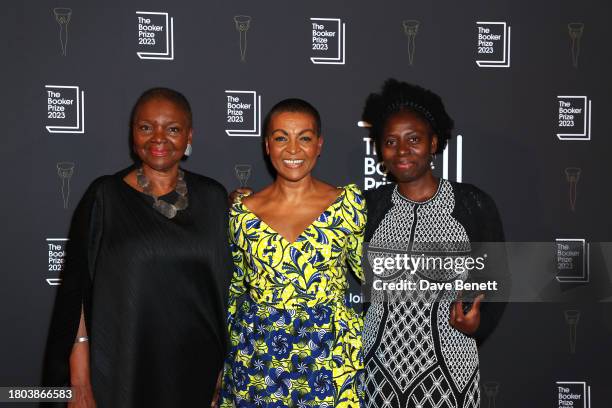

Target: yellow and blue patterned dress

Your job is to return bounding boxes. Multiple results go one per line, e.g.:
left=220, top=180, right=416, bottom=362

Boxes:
left=220, top=184, right=366, bottom=408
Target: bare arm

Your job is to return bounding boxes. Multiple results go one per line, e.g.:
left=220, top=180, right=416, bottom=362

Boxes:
left=68, top=307, right=96, bottom=408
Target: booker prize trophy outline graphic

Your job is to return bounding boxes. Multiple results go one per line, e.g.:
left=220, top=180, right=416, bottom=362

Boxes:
left=53, top=7, right=72, bottom=56
left=568, top=22, right=584, bottom=68
left=564, top=309, right=580, bottom=354
left=557, top=96, right=592, bottom=141
left=310, top=17, right=346, bottom=65
left=225, top=90, right=262, bottom=137
left=45, top=85, right=85, bottom=134
left=565, top=167, right=581, bottom=212
left=234, top=164, right=252, bottom=187
left=482, top=381, right=500, bottom=408
left=57, top=161, right=75, bottom=209
left=234, top=15, right=252, bottom=62
left=136, top=11, right=174, bottom=60
left=476, top=21, right=511, bottom=68
left=402, top=19, right=420, bottom=66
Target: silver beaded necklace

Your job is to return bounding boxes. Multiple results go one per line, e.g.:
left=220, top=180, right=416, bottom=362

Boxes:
left=136, top=167, right=188, bottom=218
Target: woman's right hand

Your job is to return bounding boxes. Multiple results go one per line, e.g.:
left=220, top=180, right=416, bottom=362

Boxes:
left=229, top=187, right=254, bottom=204
left=69, top=310, right=95, bottom=407
left=68, top=382, right=96, bottom=408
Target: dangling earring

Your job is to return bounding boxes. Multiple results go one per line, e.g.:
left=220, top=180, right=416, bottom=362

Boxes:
left=378, top=162, right=388, bottom=182
left=184, top=143, right=192, bottom=157
left=430, top=154, right=436, bottom=170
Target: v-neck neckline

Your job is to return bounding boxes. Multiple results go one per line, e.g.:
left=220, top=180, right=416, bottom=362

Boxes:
left=239, top=187, right=346, bottom=245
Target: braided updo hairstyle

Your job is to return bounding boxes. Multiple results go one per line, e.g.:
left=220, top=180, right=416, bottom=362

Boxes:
left=361, top=79, right=454, bottom=156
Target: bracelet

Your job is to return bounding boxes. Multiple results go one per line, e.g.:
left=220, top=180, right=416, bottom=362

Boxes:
left=75, top=336, right=89, bottom=343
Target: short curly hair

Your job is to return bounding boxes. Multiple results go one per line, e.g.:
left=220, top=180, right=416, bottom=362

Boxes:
left=361, top=79, right=454, bottom=156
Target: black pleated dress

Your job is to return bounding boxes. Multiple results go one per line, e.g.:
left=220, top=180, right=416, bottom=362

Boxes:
left=42, top=167, right=233, bottom=407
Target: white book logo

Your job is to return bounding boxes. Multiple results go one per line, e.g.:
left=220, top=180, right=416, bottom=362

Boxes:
left=136, top=11, right=174, bottom=60
left=45, top=85, right=85, bottom=134
left=310, top=18, right=346, bottom=65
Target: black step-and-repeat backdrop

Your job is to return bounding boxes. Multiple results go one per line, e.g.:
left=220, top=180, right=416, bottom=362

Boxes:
left=2, top=0, right=611, bottom=406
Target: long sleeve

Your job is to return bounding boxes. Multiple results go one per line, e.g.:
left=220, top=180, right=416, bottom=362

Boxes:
left=207, top=183, right=236, bottom=353
left=344, top=185, right=367, bottom=284
left=41, top=177, right=106, bottom=386
left=472, top=191, right=511, bottom=345
left=226, top=205, right=249, bottom=330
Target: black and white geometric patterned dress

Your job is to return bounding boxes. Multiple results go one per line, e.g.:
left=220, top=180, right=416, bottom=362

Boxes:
left=362, top=180, right=509, bottom=408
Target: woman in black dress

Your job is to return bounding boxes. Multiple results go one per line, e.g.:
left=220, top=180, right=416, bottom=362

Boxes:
left=43, top=88, right=232, bottom=407
left=361, top=79, right=510, bottom=408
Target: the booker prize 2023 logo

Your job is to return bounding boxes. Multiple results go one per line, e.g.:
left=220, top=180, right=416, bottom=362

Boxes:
left=310, top=18, right=345, bottom=65
left=476, top=21, right=511, bottom=68
left=46, top=238, right=68, bottom=286
left=45, top=85, right=85, bottom=134
left=225, top=90, right=262, bottom=137
left=557, top=381, right=591, bottom=408
left=556, top=96, right=592, bottom=141
left=555, top=238, right=589, bottom=283
left=136, top=11, right=174, bottom=60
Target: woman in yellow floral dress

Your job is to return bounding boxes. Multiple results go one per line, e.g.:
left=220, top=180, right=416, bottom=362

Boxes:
left=220, top=99, right=366, bottom=408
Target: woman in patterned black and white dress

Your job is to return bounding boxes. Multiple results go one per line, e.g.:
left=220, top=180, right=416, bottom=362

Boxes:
left=360, top=79, right=510, bottom=408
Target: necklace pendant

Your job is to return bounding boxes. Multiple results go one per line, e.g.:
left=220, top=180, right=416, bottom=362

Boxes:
left=137, top=167, right=188, bottom=219
left=174, top=195, right=189, bottom=210
left=154, top=199, right=177, bottom=218
left=175, top=180, right=187, bottom=196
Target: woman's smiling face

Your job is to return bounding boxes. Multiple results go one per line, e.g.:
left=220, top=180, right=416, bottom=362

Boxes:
left=381, top=110, right=437, bottom=183
left=132, top=97, right=192, bottom=172
left=265, top=111, right=323, bottom=182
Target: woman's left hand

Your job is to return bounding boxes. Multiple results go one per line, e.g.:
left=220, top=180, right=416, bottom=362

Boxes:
left=449, top=293, right=484, bottom=335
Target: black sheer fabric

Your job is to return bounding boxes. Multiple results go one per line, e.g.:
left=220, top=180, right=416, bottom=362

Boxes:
left=42, top=167, right=233, bottom=407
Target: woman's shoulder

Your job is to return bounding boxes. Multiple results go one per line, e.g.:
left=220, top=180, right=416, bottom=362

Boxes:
left=90, top=174, right=115, bottom=188
left=233, top=184, right=270, bottom=214
left=184, top=170, right=228, bottom=195
left=182, top=170, right=231, bottom=212
left=230, top=188, right=262, bottom=220
left=363, top=182, right=394, bottom=204
left=340, top=183, right=366, bottom=208
left=337, top=184, right=367, bottom=231
left=83, top=174, right=117, bottom=197
left=447, top=180, right=498, bottom=212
